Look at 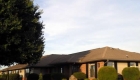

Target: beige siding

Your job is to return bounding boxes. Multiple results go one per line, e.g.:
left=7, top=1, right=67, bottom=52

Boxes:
left=19, top=69, right=25, bottom=78
left=138, top=63, right=140, bottom=70
left=117, top=62, right=128, bottom=74
left=0, top=72, right=2, bottom=75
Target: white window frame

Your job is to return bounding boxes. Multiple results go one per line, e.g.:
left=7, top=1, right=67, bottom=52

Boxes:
left=130, top=62, right=136, bottom=67
left=89, top=63, right=95, bottom=77
left=107, top=62, right=114, bottom=67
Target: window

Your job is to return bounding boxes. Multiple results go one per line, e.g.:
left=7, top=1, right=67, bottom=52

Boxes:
left=26, top=69, right=29, bottom=73
left=130, top=62, right=136, bottom=67
left=61, top=67, right=63, bottom=73
left=15, top=70, right=19, bottom=73
left=89, top=63, right=95, bottom=77
left=72, top=65, right=79, bottom=73
left=9, top=71, right=11, bottom=74
left=107, top=62, right=114, bottom=67
left=30, top=68, right=34, bottom=73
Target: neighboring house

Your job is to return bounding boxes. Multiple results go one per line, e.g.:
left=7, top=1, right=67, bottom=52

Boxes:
left=0, top=64, right=28, bottom=80
left=1, top=46, right=140, bottom=80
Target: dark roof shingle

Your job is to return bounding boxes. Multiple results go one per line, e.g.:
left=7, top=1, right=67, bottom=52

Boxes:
left=0, top=64, right=28, bottom=71
left=1, top=46, right=140, bottom=71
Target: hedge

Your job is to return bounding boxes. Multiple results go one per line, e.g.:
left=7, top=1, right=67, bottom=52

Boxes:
left=43, top=74, right=51, bottom=80
left=0, top=74, right=20, bottom=80
left=27, top=73, right=39, bottom=80
left=1, top=74, right=7, bottom=80
left=98, top=66, right=117, bottom=80
left=73, top=72, right=86, bottom=80
left=9, top=74, right=20, bottom=80
left=51, top=73, right=66, bottom=80
left=122, top=67, right=140, bottom=80
left=38, top=73, right=43, bottom=80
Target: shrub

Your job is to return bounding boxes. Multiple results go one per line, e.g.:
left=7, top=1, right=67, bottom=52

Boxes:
left=0, top=75, right=2, bottom=78
left=84, top=78, right=89, bottom=80
left=0, top=77, right=4, bottom=80
left=122, top=67, right=140, bottom=80
left=62, top=78, right=67, bottom=80
left=9, top=74, right=20, bottom=80
left=98, top=66, right=117, bottom=80
left=43, top=74, right=51, bottom=80
left=51, top=73, right=65, bottom=80
left=25, top=73, right=30, bottom=78
left=27, top=73, right=39, bottom=80
left=38, top=73, right=43, bottom=80
left=73, top=72, right=86, bottom=80
left=1, top=74, right=7, bottom=80
left=0, top=74, right=19, bottom=80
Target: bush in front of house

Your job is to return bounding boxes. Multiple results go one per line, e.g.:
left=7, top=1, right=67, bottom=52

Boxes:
left=1, top=74, right=7, bottom=80
left=38, top=73, right=43, bottom=80
left=25, top=73, right=30, bottom=78
left=0, top=74, right=19, bottom=80
left=0, top=75, right=4, bottom=80
left=84, top=78, right=89, bottom=80
left=27, top=73, right=39, bottom=80
left=62, top=78, right=67, bottom=80
left=0, top=78, right=4, bottom=80
left=73, top=72, right=86, bottom=80
left=122, top=67, right=140, bottom=80
left=98, top=66, right=117, bottom=80
left=43, top=74, right=51, bottom=80
left=9, top=74, right=20, bottom=80
left=51, top=73, right=66, bottom=80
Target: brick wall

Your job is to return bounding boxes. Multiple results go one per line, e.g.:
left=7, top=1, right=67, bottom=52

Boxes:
left=79, top=62, right=105, bottom=80
left=97, top=61, right=104, bottom=72
left=80, top=64, right=86, bottom=74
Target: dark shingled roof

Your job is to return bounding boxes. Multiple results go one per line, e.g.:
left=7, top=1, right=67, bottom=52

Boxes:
left=1, top=46, right=140, bottom=71
left=31, top=51, right=90, bottom=66
left=30, top=54, right=67, bottom=67
left=41, top=46, right=140, bottom=64
left=0, top=64, right=28, bottom=71
left=51, top=50, right=89, bottom=64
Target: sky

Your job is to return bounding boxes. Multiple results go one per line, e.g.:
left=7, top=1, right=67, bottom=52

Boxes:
left=34, top=0, right=140, bottom=55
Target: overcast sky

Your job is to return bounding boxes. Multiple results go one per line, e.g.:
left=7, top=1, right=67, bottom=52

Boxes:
left=34, top=0, right=140, bottom=55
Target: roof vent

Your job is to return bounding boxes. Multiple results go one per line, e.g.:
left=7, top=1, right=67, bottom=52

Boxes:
left=126, top=55, right=128, bottom=58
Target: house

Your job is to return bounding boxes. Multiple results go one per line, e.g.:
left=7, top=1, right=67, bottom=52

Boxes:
left=1, top=46, right=140, bottom=80
left=0, top=64, right=28, bottom=80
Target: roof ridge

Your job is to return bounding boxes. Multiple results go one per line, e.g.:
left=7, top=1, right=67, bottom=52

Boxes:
left=102, top=46, right=108, bottom=58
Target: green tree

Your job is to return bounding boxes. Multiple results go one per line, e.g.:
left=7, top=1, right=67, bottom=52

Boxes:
left=0, top=0, right=44, bottom=65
